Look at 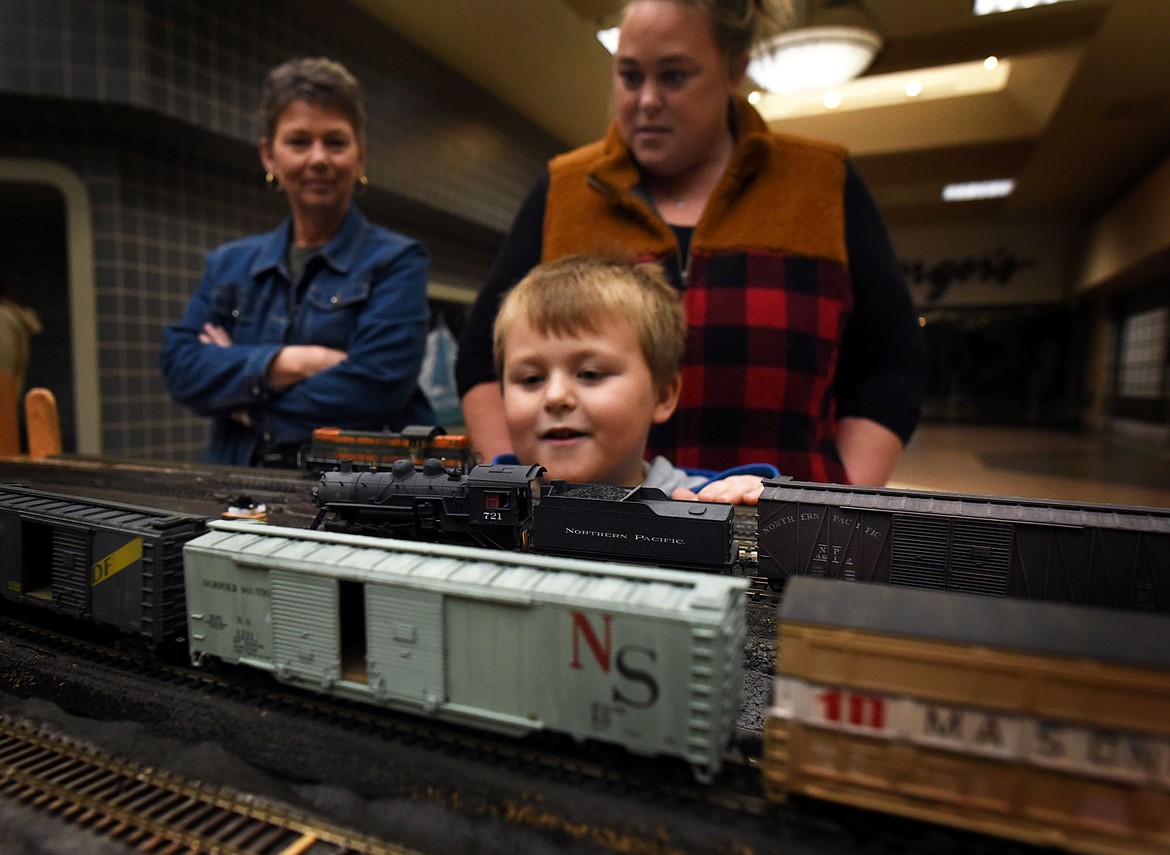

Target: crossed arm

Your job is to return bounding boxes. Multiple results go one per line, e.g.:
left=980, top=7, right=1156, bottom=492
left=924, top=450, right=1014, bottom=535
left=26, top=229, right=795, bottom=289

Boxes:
left=198, top=322, right=346, bottom=389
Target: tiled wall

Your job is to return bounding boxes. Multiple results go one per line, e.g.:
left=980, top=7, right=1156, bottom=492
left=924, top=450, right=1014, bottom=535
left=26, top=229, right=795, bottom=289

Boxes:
left=0, top=0, right=563, bottom=461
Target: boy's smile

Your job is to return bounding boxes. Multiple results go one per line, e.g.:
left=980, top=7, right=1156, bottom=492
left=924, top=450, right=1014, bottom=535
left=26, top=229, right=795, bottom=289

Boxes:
left=540, top=426, right=587, bottom=442
left=501, top=313, right=679, bottom=486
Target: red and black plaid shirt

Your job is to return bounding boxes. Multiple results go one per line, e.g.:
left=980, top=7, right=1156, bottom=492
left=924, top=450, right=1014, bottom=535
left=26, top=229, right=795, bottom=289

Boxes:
left=651, top=249, right=852, bottom=483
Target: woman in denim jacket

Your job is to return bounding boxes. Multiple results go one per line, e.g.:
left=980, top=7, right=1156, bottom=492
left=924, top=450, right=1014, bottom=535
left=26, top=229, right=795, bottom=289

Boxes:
left=161, top=58, right=435, bottom=467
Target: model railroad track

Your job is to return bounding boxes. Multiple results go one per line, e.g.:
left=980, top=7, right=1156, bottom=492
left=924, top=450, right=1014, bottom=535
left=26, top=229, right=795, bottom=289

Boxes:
left=1, top=614, right=772, bottom=819
left=0, top=457, right=320, bottom=526
left=0, top=715, right=416, bottom=855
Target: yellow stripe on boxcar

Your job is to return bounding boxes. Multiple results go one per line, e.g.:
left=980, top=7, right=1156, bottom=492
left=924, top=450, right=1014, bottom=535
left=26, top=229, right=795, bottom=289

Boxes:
left=91, top=537, right=143, bottom=586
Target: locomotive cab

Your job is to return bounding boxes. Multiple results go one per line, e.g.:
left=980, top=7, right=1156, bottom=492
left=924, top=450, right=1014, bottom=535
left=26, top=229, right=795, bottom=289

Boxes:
left=464, top=463, right=544, bottom=548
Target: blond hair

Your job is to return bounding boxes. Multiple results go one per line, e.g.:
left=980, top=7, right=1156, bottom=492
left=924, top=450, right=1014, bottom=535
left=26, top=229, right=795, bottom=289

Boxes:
left=493, top=254, right=686, bottom=389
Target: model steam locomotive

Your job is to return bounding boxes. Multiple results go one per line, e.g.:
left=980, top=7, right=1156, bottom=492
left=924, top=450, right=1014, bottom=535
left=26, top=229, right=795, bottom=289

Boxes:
left=311, top=459, right=544, bottom=550
left=311, top=460, right=738, bottom=572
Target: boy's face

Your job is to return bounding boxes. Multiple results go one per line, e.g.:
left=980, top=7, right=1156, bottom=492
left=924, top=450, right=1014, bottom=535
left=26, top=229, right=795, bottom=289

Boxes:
left=501, top=313, right=680, bottom=486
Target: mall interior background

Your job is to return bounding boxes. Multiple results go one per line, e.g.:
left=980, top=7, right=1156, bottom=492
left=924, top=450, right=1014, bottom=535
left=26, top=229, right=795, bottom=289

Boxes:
left=1, top=0, right=1167, bottom=462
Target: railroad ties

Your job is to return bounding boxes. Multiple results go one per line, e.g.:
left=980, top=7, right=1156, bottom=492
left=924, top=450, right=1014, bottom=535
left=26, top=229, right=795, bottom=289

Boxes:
left=0, top=715, right=413, bottom=855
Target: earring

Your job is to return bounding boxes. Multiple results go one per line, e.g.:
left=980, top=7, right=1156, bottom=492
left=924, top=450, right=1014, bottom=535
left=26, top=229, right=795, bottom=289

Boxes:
left=355, top=175, right=369, bottom=197
left=265, top=171, right=280, bottom=191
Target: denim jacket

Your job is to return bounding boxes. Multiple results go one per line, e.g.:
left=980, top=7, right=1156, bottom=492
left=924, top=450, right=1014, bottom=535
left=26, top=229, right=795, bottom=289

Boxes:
left=161, top=205, right=436, bottom=466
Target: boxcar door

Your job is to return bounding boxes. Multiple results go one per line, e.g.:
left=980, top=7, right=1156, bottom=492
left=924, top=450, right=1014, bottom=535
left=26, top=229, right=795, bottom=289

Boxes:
left=890, top=515, right=951, bottom=589
left=270, top=569, right=341, bottom=686
left=0, top=510, right=82, bottom=609
left=49, top=522, right=91, bottom=618
left=944, top=519, right=1012, bottom=595
left=0, top=508, right=29, bottom=602
left=365, top=586, right=445, bottom=706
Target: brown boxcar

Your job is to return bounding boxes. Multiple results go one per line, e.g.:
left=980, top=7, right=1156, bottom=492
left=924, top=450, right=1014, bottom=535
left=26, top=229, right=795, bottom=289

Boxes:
left=763, top=576, right=1170, bottom=855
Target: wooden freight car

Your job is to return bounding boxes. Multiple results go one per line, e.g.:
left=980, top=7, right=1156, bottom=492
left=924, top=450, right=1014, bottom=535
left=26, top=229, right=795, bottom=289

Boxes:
left=763, top=577, right=1170, bottom=855
left=184, top=520, right=748, bottom=782
left=0, top=484, right=208, bottom=645
left=756, top=480, right=1170, bottom=610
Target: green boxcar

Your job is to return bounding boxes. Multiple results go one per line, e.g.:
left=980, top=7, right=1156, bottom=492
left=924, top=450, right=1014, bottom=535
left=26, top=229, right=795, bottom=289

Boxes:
left=184, top=520, right=748, bottom=782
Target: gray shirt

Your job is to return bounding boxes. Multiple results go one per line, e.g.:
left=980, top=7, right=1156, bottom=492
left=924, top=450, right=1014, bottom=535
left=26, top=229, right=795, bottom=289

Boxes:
left=641, top=456, right=709, bottom=494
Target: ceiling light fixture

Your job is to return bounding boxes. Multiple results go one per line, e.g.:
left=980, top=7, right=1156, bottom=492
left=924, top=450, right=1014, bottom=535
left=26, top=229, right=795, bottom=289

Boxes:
left=942, top=178, right=1017, bottom=201
left=973, top=0, right=1079, bottom=15
left=756, top=57, right=1010, bottom=121
left=748, top=25, right=883, bottom=95
left=596, top=26, right=620, bottom=53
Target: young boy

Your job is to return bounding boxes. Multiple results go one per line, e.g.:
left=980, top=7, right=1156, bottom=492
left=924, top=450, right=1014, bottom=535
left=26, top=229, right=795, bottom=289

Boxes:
left=492, top=254, right=776, bottom=505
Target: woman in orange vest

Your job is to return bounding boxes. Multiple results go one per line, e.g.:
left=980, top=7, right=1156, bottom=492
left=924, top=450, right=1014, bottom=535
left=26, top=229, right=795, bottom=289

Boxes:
left=455, top=0, right=927, bottom=487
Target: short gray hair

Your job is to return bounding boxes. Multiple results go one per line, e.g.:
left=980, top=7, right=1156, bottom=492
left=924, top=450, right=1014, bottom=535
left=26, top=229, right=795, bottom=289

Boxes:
left=259, top=57, right=367, bottom=142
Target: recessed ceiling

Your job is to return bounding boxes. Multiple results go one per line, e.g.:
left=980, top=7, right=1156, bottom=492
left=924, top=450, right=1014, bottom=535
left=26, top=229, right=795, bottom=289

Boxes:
left=354, top=0, right=1170, bottom=230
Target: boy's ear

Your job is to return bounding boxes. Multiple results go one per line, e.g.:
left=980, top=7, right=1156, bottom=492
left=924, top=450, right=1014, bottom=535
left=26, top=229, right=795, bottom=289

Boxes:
left=651, top=374, right=682, bottom=425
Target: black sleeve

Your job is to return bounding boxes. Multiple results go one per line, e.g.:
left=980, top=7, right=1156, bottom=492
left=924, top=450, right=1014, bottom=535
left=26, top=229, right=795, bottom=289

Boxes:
left=835, top=162, right=928, bottom=443
left=454, top=173, right=549, bottom=396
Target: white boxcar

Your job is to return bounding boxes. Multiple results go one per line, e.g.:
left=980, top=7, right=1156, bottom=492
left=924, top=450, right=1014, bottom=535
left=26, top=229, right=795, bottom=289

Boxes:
left=184, top=520, right=748, bottom=781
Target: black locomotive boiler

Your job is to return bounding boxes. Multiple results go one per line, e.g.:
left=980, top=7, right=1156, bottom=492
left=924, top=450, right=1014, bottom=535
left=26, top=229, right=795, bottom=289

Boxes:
left=311, top=459, right=544, bottom=550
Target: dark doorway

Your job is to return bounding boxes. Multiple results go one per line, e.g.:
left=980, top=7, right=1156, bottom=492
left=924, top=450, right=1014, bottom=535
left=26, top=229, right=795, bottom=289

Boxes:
left=921, top=305, right=1082, bottom=426
left=0, top=181, right=75, bottom=451
left=339, top=579, right=368, bottom=684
